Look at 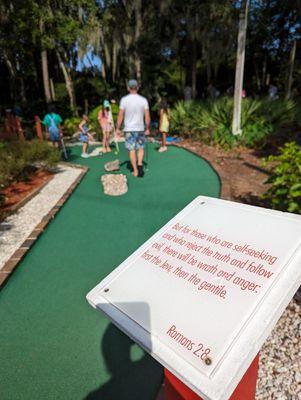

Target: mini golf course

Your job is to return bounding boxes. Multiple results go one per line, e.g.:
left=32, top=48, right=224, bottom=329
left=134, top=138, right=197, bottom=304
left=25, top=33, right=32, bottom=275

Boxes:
left=0, top=144, right=220, bottom=400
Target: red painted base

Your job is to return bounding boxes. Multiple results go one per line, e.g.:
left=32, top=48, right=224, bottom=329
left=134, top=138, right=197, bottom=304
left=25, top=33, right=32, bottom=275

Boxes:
left=164, top=354, right=260, bottom=400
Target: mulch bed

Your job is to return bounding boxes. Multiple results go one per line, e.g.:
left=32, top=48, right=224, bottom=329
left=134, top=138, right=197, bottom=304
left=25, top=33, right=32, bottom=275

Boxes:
left=178, top=140, right=271, bottom=207
left=0, top=169, right=54, bottom=217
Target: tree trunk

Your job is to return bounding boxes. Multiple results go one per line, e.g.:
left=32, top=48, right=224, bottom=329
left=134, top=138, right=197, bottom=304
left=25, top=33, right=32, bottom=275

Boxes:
left=50, top=78, right=56, bottom=101
left=56, top=50, right=78, bottom=116
left=3, top=51, right=16, bottom=101
left=206, top=63, right=212, bottom=86
left=266, top=73, right=270, bottom=87
left=134, top=0, right=142, bottom=83
left=41, top=49, right=52, bottom=103
left=84, top=99, right=89, bottom=115
left=128, top=53, right=136, bottom=78
left=99, top=28, right=107, bottom=82
left=40, top=20, right=52, bottom=104
left=191, top=38, right=197, bottom=99
left=134, top=53, right=142, bottom=83
left=112, top=41, right=118, bottom=83
left=262, top=57, right=267, bottom=89
left=203, top=38, right=211, bottom=85
left=232, top=0, right=249, bottom=136
left=253, top=60, right=261, bottom=91
left=286, top=40, right=297, bottom=100
left=101, top=59, right=107, bottom=81
left=20, top=77, right=27, bottom=104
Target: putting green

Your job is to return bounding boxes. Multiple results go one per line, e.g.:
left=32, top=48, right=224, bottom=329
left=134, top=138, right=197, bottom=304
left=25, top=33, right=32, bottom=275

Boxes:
left=0, top=144, right=220, bottom=400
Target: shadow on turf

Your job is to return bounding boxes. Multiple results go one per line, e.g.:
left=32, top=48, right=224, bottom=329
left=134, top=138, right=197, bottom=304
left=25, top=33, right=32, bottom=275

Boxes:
left=120, top=160, right=148, bottom=173
left=85, top=306, right=163, bottom=400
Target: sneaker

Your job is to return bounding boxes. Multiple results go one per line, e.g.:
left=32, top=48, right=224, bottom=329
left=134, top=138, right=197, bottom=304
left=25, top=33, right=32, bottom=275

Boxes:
left=137, top=165, right=144, bottom=178
left=158, top=146, right=167, bottom=153
left=81, top=153, right=89, bottom=158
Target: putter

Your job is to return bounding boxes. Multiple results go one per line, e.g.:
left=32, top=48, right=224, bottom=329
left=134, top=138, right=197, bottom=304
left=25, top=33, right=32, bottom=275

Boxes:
left=111, top=114, right=119, bottom=155
left=60, top=137, right=68, bottom=160
left=145, top=138, right=149, bottom=171
left=113, top=126, right=119, bottom=155
left=115, top=135, right=119, bottom=155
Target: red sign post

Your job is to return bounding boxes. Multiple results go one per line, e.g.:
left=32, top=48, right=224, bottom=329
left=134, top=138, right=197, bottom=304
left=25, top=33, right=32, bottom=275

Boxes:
left=164, top=354, right=259, bottom=400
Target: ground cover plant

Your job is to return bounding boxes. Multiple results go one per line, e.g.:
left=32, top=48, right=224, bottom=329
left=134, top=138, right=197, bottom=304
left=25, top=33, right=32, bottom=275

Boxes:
left=0, top=140, right=60, bottom=190
left=263, top=142, right=301, bottom=214
left=63, top=117, right=82, bottom=137
left=170, top=98, right=297, bottom=150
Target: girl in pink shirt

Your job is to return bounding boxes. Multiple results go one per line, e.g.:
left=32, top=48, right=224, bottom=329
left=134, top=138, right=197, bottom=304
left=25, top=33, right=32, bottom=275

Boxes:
left=98, top=101, right=112, bottom=153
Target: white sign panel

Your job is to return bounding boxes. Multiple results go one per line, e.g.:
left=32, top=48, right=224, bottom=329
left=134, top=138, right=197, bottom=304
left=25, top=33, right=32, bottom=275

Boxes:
left=87, top=196, right=301, bottom=400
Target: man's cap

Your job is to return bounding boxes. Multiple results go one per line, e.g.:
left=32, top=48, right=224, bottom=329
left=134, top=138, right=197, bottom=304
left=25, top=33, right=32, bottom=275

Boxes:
left=128, top=79, right=138, bottom=89
left=103, top=99, right=110, bottom=107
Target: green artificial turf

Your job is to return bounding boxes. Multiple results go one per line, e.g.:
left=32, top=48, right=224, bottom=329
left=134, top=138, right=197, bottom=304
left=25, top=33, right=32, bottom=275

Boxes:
left=0, top=143, right=220, bottom=400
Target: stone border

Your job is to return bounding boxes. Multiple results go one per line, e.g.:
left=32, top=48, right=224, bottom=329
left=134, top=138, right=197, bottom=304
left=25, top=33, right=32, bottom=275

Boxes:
left=2, top=175, right=53, bottom=218
left=0, top=163, right=88, bottom=288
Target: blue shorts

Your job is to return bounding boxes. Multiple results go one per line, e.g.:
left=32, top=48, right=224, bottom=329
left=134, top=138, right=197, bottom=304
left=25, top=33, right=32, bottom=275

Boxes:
left=49, top=132, right=61, bottom=142
left=80, top=133, right=89, bottom=143
left=50, top=132, right=60, bottom=142
left=125, top=131, right=146, bottom=151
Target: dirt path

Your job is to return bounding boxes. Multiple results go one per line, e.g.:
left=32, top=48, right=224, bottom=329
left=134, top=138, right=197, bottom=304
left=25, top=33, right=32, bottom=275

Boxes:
left=178, top=140, right=270, bottom=206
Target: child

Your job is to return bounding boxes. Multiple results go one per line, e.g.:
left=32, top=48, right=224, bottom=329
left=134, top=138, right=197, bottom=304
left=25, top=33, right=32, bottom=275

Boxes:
left=42, top=103, right=63, bottom=148
left=158, top=98, right=170, bottom=152
left=98, top=100, right=113, bottom=153
left=79, top=114, right=95, bottom=158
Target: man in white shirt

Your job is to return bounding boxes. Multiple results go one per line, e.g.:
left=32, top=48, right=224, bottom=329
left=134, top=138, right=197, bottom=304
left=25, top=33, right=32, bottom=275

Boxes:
left=116, top=79, right=150, bottom=177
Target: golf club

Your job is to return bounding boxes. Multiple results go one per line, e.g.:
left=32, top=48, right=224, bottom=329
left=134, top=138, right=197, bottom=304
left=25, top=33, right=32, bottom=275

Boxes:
left=60, top=137, right=68, bottom=160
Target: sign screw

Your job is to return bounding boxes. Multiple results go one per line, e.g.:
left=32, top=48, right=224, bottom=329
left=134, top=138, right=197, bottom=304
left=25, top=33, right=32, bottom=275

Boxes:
left=104, top=288, right=109, bottom=293
left=204, top=357, right=212, bottom=365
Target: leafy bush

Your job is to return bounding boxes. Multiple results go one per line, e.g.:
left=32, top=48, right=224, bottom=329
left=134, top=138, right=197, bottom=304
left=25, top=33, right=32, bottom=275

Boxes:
left=171, top=101, right=199, bottom=135
left=241, top=118, right=273, bottom=148
left=170, top=98, right=297, bottom=149
left=263, top=142, right=301, bottom=214
left=0, top=140, right=60, bottom=189
left=88, top=105, right=102, bottom=137
left=89, top=105, right=101, bottom=123
left=64, top=117, right=81, bottom=136
left=258, top=99, right=296, bottom=127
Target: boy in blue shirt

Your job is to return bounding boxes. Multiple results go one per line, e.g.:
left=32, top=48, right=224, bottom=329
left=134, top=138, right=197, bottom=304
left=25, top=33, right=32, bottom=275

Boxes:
left=42, top=104, right=63, bottom=147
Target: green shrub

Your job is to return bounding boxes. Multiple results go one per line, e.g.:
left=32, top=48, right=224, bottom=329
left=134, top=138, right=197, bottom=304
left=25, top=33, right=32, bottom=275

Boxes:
left=211, top=128, right=237, bottom=149
left=170, top=97, right=297, bottom=149
left=0, top=140, right=60, bottom=189
left=241, top=118, right=273, bottom=148
left=263, top=142, right=301, bottom=214
left=64, top=117, right=82, bottom=136
left=22, top=140, right=61, bottom=167
left=88, top=106, right=102, bottom=138
left=170, top=101, right=199, bottom=135
left=258, top=99, right=296, bottom=127
left=89, top=105, right=101, bottom=124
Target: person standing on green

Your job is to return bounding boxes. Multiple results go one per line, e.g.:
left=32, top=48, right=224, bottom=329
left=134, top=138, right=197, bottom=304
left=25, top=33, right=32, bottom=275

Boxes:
left=158, top=98, right=170, bottom=153
left=116, top=79, right=150, bottom=177
left=42, top=103, right=63, bottom=147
